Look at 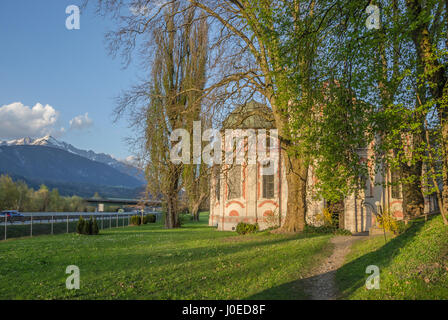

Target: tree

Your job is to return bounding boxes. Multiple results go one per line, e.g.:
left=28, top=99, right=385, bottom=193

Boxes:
left=49, top=189, right=63, bottom=212
left=94, top=0, right=349, bottom=232
left=184, top=0, right=339, bottom=232
left=403, top=0, right=448, bottom=224
left=98, top=2, right=211, bottom=228
left=183, top=157, right=209, bottom=221
left=0, top=175, right=20, bottom=211
left=35, top=185, right=50, bottom=212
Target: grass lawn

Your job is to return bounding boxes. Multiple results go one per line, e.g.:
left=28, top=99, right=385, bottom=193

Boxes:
left=336, top=215, right=448, bottom=299
left=0, top=213, right=332, bottom=300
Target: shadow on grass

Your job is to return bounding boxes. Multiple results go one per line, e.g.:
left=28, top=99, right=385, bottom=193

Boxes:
left=335, top=218, right=427, bottom=299
left=247, top=220, right=428, bottom=300
left=246, top=270, right=335, bottom=300
left=94, top=232, right=330, bottom=271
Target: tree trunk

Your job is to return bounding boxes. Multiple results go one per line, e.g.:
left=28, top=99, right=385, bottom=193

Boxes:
left=400, top=161, right=425, bottom=220
left=278, top=150, right=308, bottom=232
left=440, top=118, right=448, bottom=224
left=405, top=0, right=448, bottom=225
left=190, top=202, right=201, bottom=221
left=165, top=166, right=181, bottom=229
left=165, top=194, right=180, bottom=228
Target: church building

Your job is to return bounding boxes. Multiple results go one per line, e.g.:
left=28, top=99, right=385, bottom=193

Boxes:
left=208, top=101, right=439, bottom=233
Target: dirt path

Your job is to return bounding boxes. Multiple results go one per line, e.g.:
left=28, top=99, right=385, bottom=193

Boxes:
left=304, top=235, right=366, bottom=300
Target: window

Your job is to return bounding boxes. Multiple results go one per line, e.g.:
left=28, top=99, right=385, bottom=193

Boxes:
left=215, top=170, right=220, bottom=201
left=361, top=175, right=373, bottom=197
left=391, top=169, right=402, bottom=199
left=227, top=165, right=241, bottom=199
left=262, top=163, right=275, bottom=199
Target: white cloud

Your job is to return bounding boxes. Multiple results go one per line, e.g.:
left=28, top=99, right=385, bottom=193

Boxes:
left=69, top=113, right=93, bottom=130
left=0, top=102, right=60, bottom=139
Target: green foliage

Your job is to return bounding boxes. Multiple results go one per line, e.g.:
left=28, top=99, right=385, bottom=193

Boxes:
left=76, top=216, right=85, bottom=234
left=377, top=211, right=401, bottom=235
left=130, top=214, right=155, bottom=226
left=236, top=222, right=259, bottom=235
left=92, top=218, right=99, bottom=235
left=0, top=174, right=89, bottom=212
left=304, top=225, right=352, bottom=236
left=76, top=216, right=99, bottom=235
left=336, top=216, right=448, bottom=299
left=82, top=218, right=92, bottom=235
left=395, top=220, right=408, bottom=235
left=179, top=213, right=191, bottom=226
left=316, top=207, right=339, bottom=227
left=144, top=214, right=156, bottom=223
left=130, top=215, right=142, bottom=226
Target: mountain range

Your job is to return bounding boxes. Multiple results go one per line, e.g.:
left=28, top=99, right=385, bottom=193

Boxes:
left=0, top=136, right=146, bottom=198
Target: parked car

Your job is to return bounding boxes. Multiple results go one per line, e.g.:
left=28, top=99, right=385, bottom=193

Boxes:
left=1, top=210, right=24, bottom=219
left=0, top=211, right=12, bottom=218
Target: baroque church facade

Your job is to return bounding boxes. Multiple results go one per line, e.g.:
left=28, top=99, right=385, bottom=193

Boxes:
left=208, top=101, right=439, bottom=233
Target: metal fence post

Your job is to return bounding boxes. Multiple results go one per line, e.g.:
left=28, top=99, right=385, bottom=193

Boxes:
left=101, top=215, right=103, bottom=229
left=67, top=215, right=69, bottom=233
left=51, top=215, right=54, bottom=235
left=116, top=214, right=118, bottom=228
left=30, top=213, right=33, bottom=237
left=128, top=214, right=130, bottom=226
left=109, top=215, right=111, bottom=229
left=4, top=215, right=6, bottom=241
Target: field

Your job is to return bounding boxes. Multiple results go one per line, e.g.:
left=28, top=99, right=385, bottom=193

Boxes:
left=0, top=213, right=332, bottom=299
left=336, top=215, right=448, bottom=299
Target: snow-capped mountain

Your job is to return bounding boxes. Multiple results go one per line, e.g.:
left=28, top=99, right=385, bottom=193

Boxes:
left=0, top=135, right=145, bottom=183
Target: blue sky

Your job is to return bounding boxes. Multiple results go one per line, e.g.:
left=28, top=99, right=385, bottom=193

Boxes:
left=0, top=0, right=141, bottom=160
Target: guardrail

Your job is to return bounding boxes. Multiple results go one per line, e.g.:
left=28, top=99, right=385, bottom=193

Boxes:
left=1, top=211, right=162, bottom=241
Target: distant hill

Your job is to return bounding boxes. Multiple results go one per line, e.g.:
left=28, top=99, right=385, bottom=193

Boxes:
left=0, top=145, right=145, bottom=197
left=0, top=135, right=145, bottom=183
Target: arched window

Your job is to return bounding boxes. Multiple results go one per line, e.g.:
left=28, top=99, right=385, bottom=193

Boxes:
left=227, top=165, right=241, bottom=199
left=215, top=167, right=220, bottom=201
left=262, top=163, right=275, bottom=199
left=391, top=169, right=402, bottom=199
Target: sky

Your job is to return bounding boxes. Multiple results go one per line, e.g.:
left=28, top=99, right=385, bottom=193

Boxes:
left=0, top=0, right=142, bottom=161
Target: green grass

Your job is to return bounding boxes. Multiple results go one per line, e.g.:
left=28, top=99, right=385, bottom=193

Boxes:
left=0, top=216, right=131, bottom=239
left=336, top=215, right=448, bottom=299
left=0, top=213, right=332, bottom=300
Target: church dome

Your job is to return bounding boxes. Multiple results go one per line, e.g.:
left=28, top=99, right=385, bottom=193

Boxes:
left=222, top=100, right=275, bottom=130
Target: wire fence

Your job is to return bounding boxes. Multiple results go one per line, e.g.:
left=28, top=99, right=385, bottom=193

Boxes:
left=0, top=211, right=162, bottom=241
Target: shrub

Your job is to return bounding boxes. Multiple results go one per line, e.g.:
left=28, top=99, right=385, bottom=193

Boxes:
left=236, top=222, right=259, bottom=235
left=377, top=211, right=401, bottom=235
left=91, top=217, right=99, bottom=235
left=304, top=225, right=352, bottom=236
left=316, top=207, right=339, bottom=227
left=76, top=216, right=85, bottom=234
left=304, top=225, right=336, bottom=234
left=76, top=216, right=99, bottom=235
left=178, top=213, right=191, bottom=225
left=395, top=220, right=408, bottom=235
left=130, top=215, right=141, bottom=226
left=83, top=217, right=92, bottom=235
left=145, top=214, right=156, bottom=223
